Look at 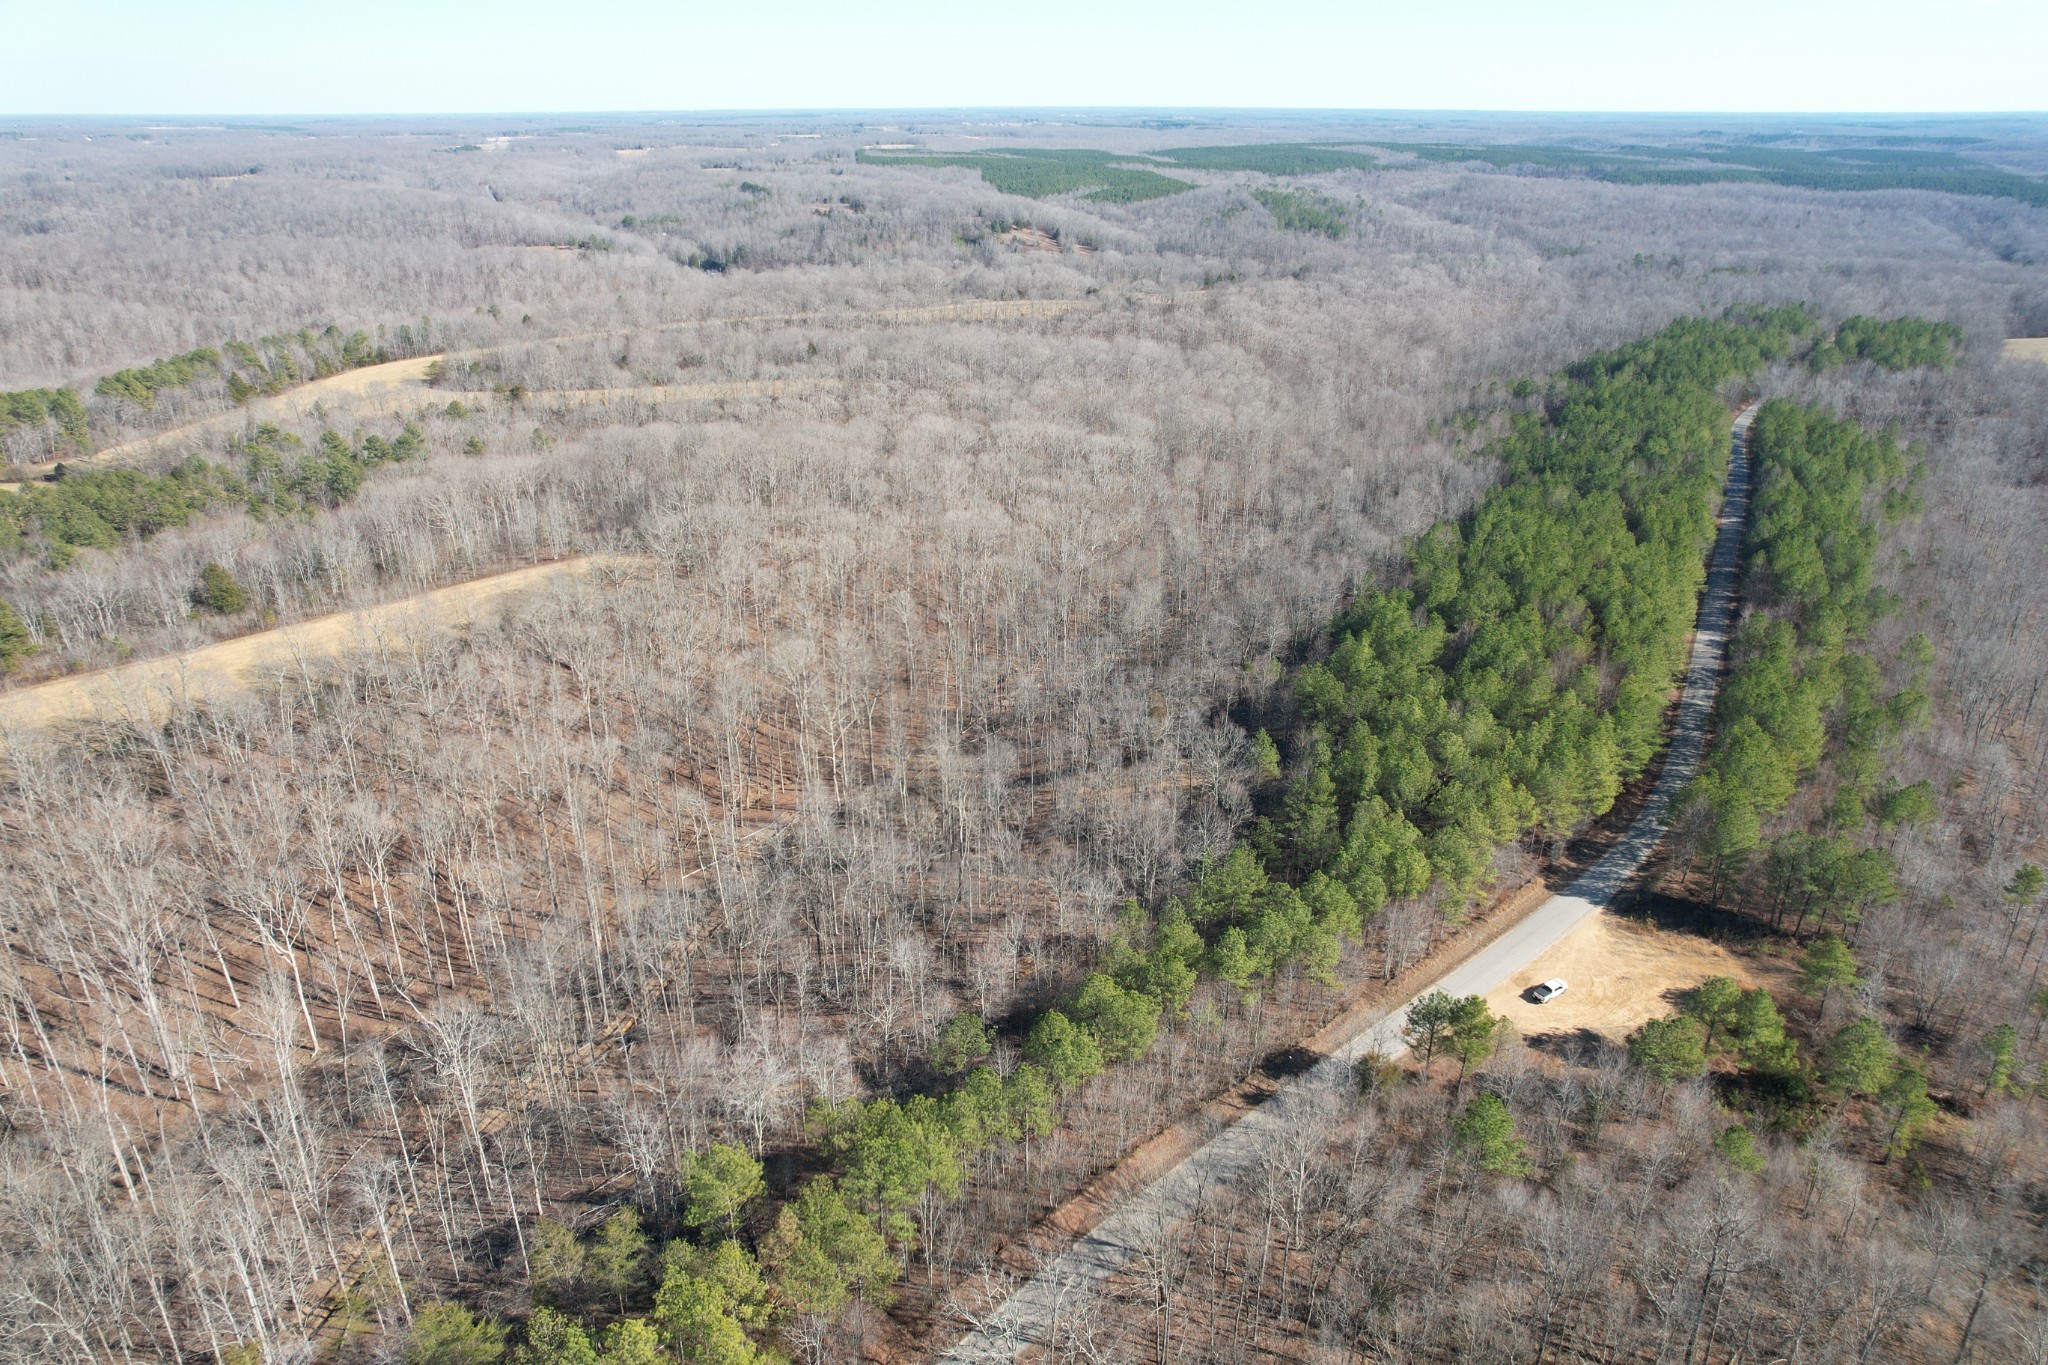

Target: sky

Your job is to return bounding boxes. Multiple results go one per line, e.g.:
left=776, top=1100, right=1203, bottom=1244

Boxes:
left=2, top=0, right=2041, bottom=117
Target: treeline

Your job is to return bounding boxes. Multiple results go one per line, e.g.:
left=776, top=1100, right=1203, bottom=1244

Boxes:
left=1070, top=356, right=2042, bottom=1364
left=99, top=324, right=436, bottom=410
left=1684, top=400, right=1926, bottom=895
left=0, top=420, right=429, bottom=571
left=1627, top=394, right=1960, bottom=1146
left=385, top=971, right=1209, bottom=1360
left=1252, top=187, right=1350, bottom=238
left=221, top=324, right=394, bottom=402
left=1627, top=955, right=1940, bottom=1157
left=1676, top=145, right=2048, bottom=208
left=507, top=307, right=1930, bottom=1356
left=0, top=320, right=437, bottom=463
left=94, top=347, right=224, bottom=407
left=1808, top=314, right=1965, bottom=372
left=1260, top=308, right=1815, bottom=904
left=856, top=148, right=1194, bottom=203
left=221, top=320, right=436, bottom=403
left=626, top=310, right=1824, bottom=1345
left=1368, top=140, right=2048, bottom=208
left=356, top=1145, right=788, bottom=1365
left=0, top=387, right=90, bottom=455
left=1154, top=143, right=1380, bottom=175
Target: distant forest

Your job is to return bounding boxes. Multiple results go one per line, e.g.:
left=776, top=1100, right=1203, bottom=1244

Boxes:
left=858, top=137, right=2048, bottom=207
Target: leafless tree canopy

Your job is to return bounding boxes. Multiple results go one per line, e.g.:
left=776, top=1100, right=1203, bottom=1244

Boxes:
left=1, top=110, right=2046, bottom=1363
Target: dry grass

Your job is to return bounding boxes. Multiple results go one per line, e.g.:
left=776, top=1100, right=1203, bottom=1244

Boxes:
left=1483, top=909, right=1764, bottom=1044
left=2003, top=337, right=2048, bottom=366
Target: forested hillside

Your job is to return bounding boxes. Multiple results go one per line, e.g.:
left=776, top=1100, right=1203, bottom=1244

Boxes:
left=1063, top=318, right=2048, bottom=1364
left=1, top=111, right=2045, bottom=1364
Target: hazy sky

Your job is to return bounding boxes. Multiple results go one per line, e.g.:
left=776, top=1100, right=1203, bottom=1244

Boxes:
left=3, top=0, right=2041, bottom=117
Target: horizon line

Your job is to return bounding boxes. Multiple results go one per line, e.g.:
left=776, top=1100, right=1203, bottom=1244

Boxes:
left=7, top=107, right=2048, bottom=124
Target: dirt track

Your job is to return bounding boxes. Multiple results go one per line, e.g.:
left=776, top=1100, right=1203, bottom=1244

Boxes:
left=654, top=296, right=1093, bottom=333
left=5, top=296, right=1100, bottom=491
left=7, top=355, right=441, bottom=485
left=2, top=296, right=1111, bottom=729
left=0, top=555, right=628, bottom=732
left=2005, top=337, right=2048, bottom=365
left=460, top=376, right=841, bottom=407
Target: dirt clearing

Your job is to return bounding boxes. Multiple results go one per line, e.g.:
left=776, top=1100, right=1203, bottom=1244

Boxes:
left=0, top=554, right=636, bottom=732
left=1485, top=910, right=1757, bottom=1045
left=999, top=226, right=1063, bottom=253
left=2004, top=337, right=2048, bottom=366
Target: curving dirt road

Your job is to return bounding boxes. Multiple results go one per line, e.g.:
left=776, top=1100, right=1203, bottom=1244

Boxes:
left=1, top=296, right=1113, bottom=728
left=940, top=403, right=1762, bottom=1362
left=456, top=375, right=842, bottom=408
left=5, top=355, right=443, bottom=486
left=3, top=297, right=1100, bottom=492
left=0, top=555, right=635, bottom=733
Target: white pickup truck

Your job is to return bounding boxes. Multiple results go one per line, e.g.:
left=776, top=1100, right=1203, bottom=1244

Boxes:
left=1531, top=978, right=1570, bottom=1003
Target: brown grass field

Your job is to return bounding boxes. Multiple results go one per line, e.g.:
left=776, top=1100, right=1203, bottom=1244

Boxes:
left=1484, top=910, right=1767, bottom=1046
